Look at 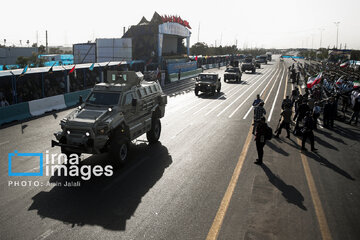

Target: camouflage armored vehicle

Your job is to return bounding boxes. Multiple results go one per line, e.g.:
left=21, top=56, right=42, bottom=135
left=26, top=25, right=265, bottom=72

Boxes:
left=224, top=67, right=242, bottom=83
left=52, top=71, right=167, bottom=166
left=195, top=73, right=221, bottom=96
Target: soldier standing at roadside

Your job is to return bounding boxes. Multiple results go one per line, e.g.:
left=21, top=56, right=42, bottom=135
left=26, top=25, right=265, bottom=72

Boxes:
left=275, top=107, right=292, bottom=138
left=253, top=102, right=266, bottom=135
left=254, top=117, right=268, bottom=165
left=301, top=111, right=317, bottom=152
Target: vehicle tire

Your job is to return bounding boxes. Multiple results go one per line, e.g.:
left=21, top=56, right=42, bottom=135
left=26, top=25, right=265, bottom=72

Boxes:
left=195, top=89, right=199, bottom=96
left=147, top=118, right=161, bottom=144
left=110, top=134, right=129, bottom=166
left=217, top=86, right=221, bottom=93
left=252, top=69, right=255, bottom=74
left=211, top=88, right=216, bottom=95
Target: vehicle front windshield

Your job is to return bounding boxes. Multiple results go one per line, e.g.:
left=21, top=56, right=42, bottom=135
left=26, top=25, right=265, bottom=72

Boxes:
left=199, top=74, right=217, bottom=81
left=86, top=92, right=121, bottom=106
left=244, top=58, right=253, bottom=63
left=226, top=68, right=236, bottom=73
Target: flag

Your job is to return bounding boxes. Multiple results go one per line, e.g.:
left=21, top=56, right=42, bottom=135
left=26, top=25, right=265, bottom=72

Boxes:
left=335, top=76, right=344, bottom=86
left=89, top=63, right=95, bottom=71
left=48, top=62, right=56, bottom=73
left=68, top=65, right=75, bottom=74
left=21, top=65, right=28, bottom=75
left=340, top=61, right=349, bottom=68
left=307, top=72, right=322, bottom=88
left=353, top=80, right=360, bottom=89
left=195, top=56, right=198, bottom=61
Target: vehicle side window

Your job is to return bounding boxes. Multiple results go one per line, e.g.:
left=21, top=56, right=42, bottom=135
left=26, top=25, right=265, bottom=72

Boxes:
left=123, top=92, right=134, bottom=106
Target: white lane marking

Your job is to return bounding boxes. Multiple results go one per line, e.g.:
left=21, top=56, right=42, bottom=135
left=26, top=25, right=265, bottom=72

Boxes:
left=184, top=69, right=265, bottom=114
left=34, top=229, right=54, bottom=240
left=264, top=68, right=282, bottom=103
left=318, top=119, right=324, bottom=129
left=268, top=67, right=286, bottom=122
left=228, top=68, right=278, bottom=118
left=192, top=82, right=246, bottom=116
left=190, top=84, right=239, bottom=115
left=242, top=66, right=280, bottom=119
left=170, top=123, right=193, bottom=139
left=217, top=69, right=274, bottom=117
left=205, top=69, right=271, bottom=116
left=0, top=140, right=10, bottom=146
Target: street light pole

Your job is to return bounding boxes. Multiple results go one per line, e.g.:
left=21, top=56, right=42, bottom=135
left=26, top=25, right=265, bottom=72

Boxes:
left=334, top=22, right=340, bottom=49
left=319, top=28, right=324, bottom=48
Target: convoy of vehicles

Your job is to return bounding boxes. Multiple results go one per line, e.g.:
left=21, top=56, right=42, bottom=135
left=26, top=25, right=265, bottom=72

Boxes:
left=52, top=71, right=168, bottom=166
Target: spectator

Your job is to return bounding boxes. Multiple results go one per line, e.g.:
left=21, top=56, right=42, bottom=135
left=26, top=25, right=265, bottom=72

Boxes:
left=0, top=97, right=9, bottom=107
left=313, top=102, right=321, bottom=130
left=291, top=87, right=300, bottom=105
left=349, top=96, right=360, bottom=125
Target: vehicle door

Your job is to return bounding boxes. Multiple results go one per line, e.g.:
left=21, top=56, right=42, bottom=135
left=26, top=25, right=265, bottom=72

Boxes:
left=122, top=91, right=143, bottom=139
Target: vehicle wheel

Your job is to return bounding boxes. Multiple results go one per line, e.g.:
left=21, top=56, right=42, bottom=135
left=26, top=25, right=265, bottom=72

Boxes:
left=217, top=87, right=221, bottom=93
left=110, top=134, right=129, bottom=166
left=147, top=118, right=161, bottom=144
left=211, top=88, right=216, bottom=95
left=252, top=69, right=255, bottom=74
left=195, top=89, right=199, bottom=96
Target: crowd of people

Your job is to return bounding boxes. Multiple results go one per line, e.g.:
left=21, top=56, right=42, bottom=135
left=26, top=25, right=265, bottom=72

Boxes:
left=252, top=60, right=360, bottom=164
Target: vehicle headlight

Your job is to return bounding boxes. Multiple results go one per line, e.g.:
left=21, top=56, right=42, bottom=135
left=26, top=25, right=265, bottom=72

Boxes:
left=97, top=125, right=108, bottom=135
left=208, top=84, right=211, bottom=87
left=67, top=130, right=71, bottom=135
left=85, top=132, right=90, bottom=137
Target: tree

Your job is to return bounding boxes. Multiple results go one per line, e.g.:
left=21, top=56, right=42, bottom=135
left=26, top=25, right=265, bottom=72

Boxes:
left=38, top=45, right=46, bottom=54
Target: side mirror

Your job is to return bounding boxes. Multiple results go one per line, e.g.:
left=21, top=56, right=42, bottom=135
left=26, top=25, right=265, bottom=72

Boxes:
left=132, top=99, right=137, bottom=107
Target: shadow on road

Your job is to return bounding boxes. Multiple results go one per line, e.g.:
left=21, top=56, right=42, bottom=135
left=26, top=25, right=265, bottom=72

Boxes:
left=314, top=136, right=338, bottom=151
left=28, top=142, right=172, bottom=231
left=266, top=141, right=289, bottom=156
left=315, top=128, right=346, bottom=145
left=260, top=164, right=307, bottom=211
left=304, top=151, right=355, bottom=181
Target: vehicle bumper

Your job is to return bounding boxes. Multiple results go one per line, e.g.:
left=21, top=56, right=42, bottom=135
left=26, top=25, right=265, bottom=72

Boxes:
left=53, top=131, right=109, bottom=154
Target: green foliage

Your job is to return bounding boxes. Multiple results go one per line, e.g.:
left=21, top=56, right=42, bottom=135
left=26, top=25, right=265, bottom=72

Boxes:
left=38, top=45, right=46, bottom=54
left=16, top=52, right=45, bottom=68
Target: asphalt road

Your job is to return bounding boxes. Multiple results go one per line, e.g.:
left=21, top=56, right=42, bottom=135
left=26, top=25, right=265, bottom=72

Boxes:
left=1, top=56, right=359, bottom=240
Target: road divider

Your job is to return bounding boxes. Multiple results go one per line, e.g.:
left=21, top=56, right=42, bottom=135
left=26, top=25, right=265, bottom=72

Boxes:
left=0, top=102, right=31, bottom=125
left=29, top=95, right=67, bottom=116
left=64, top=89, right=91, bottom=107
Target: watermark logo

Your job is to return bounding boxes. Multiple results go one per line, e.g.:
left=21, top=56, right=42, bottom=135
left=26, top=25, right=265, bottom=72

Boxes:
left=8, top=150, right=43, bottom=176
left=8, top=150, right=113, bottom=181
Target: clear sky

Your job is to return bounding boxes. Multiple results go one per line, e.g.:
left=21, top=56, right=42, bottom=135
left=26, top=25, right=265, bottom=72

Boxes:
left=1, top=0, right=360, bottom=49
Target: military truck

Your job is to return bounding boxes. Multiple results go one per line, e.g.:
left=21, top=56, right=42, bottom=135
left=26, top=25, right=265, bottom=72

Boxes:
left=224, top=67, right=242, bottom=83
left=266, top=52, right=272, bottom=61
left=195, top=73, right=221, bottom=96
left=52, top=71, right=167, bottom=166
left=241, top=56, right=256, bottom=73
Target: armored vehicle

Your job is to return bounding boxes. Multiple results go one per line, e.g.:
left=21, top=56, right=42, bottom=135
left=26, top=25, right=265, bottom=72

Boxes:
left=224, top=67, right=242, bottom=83
left=52, top=71, right=167, bottom=166
left=266, top=52, right=272, bottom=61
left=256, top=55, right=268, bottom=64
left=195, top=73, right=221, bottom=96
left=241, top=56, right=256, bottom=73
